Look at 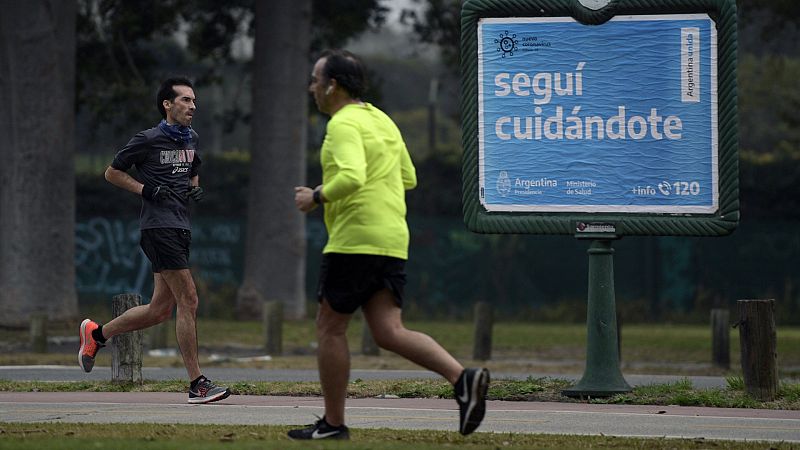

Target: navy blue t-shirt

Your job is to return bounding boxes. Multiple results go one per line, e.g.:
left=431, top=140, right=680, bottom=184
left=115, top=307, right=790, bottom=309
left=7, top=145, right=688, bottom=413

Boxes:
left=111, top=126, right=202, bottom=230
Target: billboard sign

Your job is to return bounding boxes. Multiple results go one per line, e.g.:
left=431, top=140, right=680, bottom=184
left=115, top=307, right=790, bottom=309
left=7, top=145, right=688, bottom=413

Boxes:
left=461, top=0, right=738, bottom=236
left=479, top=15, right=717, bottom=213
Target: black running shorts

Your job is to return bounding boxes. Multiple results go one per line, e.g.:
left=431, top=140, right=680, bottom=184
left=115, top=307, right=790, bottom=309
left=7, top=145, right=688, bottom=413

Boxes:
left=140, top=228, right=191, bottom=273
left=317, top=253, right=407, bottom=314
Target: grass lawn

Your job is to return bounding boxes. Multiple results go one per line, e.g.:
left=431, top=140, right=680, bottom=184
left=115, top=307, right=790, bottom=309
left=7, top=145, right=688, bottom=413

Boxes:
left=1, top=375, right=799, bottom=409
left=2, top=319, right=799, bottom=378
left=0, top=422, right=795, bottom=450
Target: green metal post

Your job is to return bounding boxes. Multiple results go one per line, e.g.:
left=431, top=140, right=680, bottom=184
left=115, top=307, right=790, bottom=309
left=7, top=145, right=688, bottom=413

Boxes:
left=562, top=239, right=631, bottom=397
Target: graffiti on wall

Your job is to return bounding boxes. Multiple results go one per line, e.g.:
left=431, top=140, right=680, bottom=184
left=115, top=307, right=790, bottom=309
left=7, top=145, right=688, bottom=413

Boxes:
left=76, top=217, right=150, bottom=295
left=76, top=217, right=244, bottom=298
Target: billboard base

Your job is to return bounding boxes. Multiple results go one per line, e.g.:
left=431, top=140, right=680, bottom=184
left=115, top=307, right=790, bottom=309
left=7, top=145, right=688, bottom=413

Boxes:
left=562, top=239, right=632, bottom=398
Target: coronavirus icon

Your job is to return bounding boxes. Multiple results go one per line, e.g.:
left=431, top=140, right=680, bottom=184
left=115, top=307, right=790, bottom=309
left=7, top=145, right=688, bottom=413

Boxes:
left=495, top=31, right=517, bottom=57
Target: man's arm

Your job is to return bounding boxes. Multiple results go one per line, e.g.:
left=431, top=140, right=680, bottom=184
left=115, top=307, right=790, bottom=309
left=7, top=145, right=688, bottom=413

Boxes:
left=187, top=175, right=204, bottom=202
left=294, top=185, right=323, bottom=213
left=321, top=122, right=366, bottom=202
left=105, top=166, right=145, bottom=196
left=400, top=145, right=417, bottom=190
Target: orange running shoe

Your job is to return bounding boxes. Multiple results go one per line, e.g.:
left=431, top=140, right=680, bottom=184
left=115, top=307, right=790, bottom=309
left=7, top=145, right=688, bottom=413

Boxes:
left=78, top=319, right=104, bottom=372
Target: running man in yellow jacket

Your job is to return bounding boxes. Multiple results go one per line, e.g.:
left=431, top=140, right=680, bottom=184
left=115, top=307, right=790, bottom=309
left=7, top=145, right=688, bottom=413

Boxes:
left=292, top=49, right=489, bottom=440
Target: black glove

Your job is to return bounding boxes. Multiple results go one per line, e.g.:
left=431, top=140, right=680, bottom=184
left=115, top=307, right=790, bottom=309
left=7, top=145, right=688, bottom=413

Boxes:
left=142, top=184, right=174, bottom=202
left=187, top=186, right=204, bottom=202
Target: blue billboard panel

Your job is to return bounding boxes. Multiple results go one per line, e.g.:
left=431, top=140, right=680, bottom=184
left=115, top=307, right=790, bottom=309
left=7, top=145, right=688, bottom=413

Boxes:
left=478, top=15, right=718, bottom=213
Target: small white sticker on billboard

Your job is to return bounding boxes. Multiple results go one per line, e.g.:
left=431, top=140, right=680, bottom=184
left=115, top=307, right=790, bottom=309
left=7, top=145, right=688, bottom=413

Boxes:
left=681, top=27, right=701, bottom=103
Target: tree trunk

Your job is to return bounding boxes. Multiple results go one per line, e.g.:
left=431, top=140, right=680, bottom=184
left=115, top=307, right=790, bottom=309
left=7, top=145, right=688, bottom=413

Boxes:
left=0, top=0, right=78, bottom=327
left=237, top=0, right=311, bottom=320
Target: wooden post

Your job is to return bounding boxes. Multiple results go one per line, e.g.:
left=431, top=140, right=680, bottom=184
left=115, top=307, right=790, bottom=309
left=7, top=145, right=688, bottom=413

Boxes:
left=263, top=300, right=283, bottom=355
left=29, top=313, right=47, bottom=353
left=737, top=299, right=778, bottom=401
left=361, top=311, right=379, bottom=356
left=472, top=301, right=493, bottom=361
left=711, top=308, right=730, bottom=369
left=111, top=294, right=143, bottom=384
left=147, top=320, right=169, bottom=349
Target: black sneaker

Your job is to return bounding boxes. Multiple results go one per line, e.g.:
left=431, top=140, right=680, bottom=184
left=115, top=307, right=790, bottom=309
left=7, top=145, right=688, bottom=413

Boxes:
left=287, top=416, right=350, bottom=440
left=454, top=367, right=490, bottom=435
left=188, top=377, right=231, bottom=404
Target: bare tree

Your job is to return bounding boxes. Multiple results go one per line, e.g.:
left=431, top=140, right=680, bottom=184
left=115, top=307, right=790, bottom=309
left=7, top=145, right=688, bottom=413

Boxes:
left=237, top=0, right=312, bottom=320
left=0, top=0, right=78, bottom=327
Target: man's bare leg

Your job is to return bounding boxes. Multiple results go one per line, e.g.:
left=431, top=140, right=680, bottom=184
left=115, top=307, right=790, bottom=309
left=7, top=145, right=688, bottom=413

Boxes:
left=101, top=273, right=175, bottom=338
left=316, top=298, right=352, bottom=426
left=364, top=289, right=488, bottom=435
left=363, top=289, right=463, bottom=384
left=160, top=268, right=201, bottom=381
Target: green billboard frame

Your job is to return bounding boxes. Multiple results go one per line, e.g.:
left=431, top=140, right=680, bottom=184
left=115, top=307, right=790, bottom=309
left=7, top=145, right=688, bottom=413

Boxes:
left=460, top=0, right=739, bottom=237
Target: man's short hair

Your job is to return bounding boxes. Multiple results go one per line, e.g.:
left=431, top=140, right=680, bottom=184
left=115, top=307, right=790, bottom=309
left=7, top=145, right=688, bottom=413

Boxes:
left=320, top=49, right=368, bottom=99
left=156, top=77, right=194, bottom=119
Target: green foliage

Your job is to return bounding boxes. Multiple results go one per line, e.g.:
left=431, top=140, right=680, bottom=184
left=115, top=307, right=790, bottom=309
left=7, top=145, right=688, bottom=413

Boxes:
left=402, top=0, right=462, bottom=68
left=603, top=379, right=765, bottom=409
left=780, top=382, right=800, bottom=402
left=392, top=108, right=462, bottom=163
left=668, top=389, right=761, bottom=408
left=739, top=54, right=800, bottom=156
left=350, top=379, right=454, bottom=398
left=311, top=0, right=389, bottom=51
left=184, top=1, right=253, bottom=65
left=487, top=377, right=569, bottom=401
left=76, top=0, right=245, bottom=130
left=76, top=0, right=389, bottom=134
left=726, top=375, right=745, bottom=390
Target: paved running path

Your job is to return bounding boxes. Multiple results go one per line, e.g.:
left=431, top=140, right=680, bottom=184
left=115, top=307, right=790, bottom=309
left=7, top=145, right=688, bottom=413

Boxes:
left=1, top=366, right=798, bottom=443
left=1, top=392, right=798, bottom=443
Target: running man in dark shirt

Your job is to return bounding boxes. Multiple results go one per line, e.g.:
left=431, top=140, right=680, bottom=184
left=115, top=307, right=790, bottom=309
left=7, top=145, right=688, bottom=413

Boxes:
left=78, top=77, right=229, bottom=404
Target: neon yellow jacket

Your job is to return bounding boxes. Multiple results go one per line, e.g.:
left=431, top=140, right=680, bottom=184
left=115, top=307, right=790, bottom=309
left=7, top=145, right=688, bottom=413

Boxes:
left=320, top=103, right=417, bottom=259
